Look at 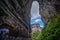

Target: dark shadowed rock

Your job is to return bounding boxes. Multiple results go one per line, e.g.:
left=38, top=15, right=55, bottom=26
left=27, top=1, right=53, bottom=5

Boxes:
left=0, top=0, right=60, bottom=40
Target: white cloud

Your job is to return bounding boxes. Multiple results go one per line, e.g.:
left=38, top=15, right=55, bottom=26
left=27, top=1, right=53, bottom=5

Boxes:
left=35, top=19, right=39, bottom=22
left=35, top=19, right=41, bottom=22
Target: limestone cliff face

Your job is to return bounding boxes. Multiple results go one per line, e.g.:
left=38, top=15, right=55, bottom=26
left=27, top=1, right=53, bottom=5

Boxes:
left=39, top=0, right=56, bottom=25
left=0, top=0, right=32, bottom=38
left=38, top=0, right=60, bottom=25
left=0, top=0, right=60, bottom=39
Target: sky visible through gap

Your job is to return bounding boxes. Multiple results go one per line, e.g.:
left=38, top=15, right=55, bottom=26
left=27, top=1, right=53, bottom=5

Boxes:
left=31, top=1, right=44, bottom=27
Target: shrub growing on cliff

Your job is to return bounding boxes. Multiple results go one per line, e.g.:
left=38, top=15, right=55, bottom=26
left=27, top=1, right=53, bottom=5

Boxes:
left=32, top=30, right=40, bottom=40
left=37, top=14, right=60, bottom=40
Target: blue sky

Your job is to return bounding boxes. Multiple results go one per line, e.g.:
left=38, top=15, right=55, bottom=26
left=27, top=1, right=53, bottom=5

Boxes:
left=31, top=1, right=44, bottom=27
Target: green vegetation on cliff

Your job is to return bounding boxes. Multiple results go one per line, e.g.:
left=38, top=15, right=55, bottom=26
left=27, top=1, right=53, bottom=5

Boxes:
left=32, top=30, right=40, bottom=40
left=32, top=14, right=60, bottom=40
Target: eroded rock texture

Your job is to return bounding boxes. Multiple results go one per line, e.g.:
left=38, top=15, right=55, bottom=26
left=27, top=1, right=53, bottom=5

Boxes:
left=40, top=0, right=60, bottom=25
left=0, top=0, right=32, bottom=39
left=0, top=0, right=60, bottom=40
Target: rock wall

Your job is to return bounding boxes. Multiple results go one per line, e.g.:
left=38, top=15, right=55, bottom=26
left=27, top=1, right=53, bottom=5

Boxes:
left=40, top=0, right=60, bottom=25
left=0, top=0, right=60, bottom=40
left=39, top=0, right=56, bottom=25
left=31, top=0, right=60, bottom=25
left=0, top=0, right=32, bottom=39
